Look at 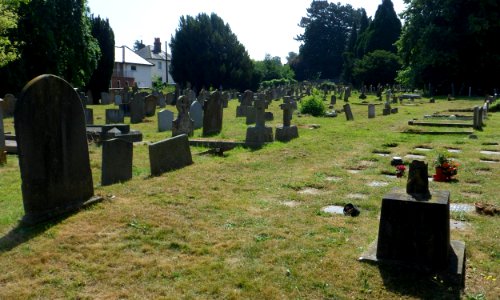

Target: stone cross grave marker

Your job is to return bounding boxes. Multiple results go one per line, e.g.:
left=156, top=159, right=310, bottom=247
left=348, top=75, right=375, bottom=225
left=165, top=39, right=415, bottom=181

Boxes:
left=276, top=96, right=298, bottom=142
left=203, top=91, right=224, bottom=136
left=15, top=74, right=101, bottom=225
left=245, top=97, right=273, bottom=146
left=158, top=109, right=174, bottom=132
left=101, top=138, right=133, bottom=186
left=172, top=95, right=194, bottom=137
left=237, top=90, right=253, bottom=117
left=149, top=134, right=193, bottom=176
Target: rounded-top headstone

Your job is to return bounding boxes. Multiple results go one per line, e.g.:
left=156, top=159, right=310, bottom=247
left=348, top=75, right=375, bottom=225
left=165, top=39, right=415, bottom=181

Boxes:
left=15, top=74, right=95, bottom=225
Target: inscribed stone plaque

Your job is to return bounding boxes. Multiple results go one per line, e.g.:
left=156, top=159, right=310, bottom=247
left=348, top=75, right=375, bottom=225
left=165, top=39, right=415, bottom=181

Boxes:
left=149, top=134, right=193, bottom=176
left=101, top=138, right=133, bottom=186
left=15, top=74, right=100, bottom=225
left=158, top=109, right=174, bottom=132
left=190, top=101, right=203, bottom=129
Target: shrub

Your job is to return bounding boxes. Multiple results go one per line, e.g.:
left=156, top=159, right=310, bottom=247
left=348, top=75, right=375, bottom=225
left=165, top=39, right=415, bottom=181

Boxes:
left=300, top=95, right=325, bottom=116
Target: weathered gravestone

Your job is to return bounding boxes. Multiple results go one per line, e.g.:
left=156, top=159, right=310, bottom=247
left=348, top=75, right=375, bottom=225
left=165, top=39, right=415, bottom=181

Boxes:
left=101, top=138, right=133, bottom=186
left=221, top=92, right=230, bottom=108
left=155, top=92, right=166, bottom=108
left=0, top=105, right=5, bottom=164
left=130, top=94, right=145, bottom=123
left=245, top=97, right=273, bottom=146
left=15, top=74, right=102, bottom=225
left=101, top=92, right=111, bottom=105
left=144, top=95, right=158, bottom=117
left=172, top=95, right=194, bottom=137
left=383, top=102, right=391, bottom=115
left=276, top=97, right=298, bottom=142
left=330, top=95, right=337, bottom=105
left=86, top=90, right=93, bottom=105
left=473, top=106, right=482, bottom=130
left=165, top=92, right=175, bottom=105
left=158, top=109, right=174, bottom=132
left=149, top=134, right=193, bottom=176
left=368, top=104, right=376, bottom=119
left=1, top=94, right=16, bottom=117
left=343, top=104, right=354, bottom=121
left=114, top=94, right=122, bottom=105
left=236, top=90, right=253, bottom=117
left=84, top=108, right=94, bottom=125
left=203, top=91, right=224, bottom=136
left=105, top=109, right=124, bottom=124
left=190, top=100, right=203, bottom=130
left=360, top=161, right=466, bottom=285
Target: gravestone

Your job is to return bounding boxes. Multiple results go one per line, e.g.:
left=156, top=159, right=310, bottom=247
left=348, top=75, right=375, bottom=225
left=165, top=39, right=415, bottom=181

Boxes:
left=86, top=90, right=93, bottom=105
left=0, top=105, right=5, bottom=164
left=190, top=100, right=203, bottom=129
left=245, top=97, right=273, bottom=146
left=343, top=104, right=354, bottom=121
left=158, top=109, right=174, bottom=132
left=276, top=97, right=298, bottom=142
left=368, top=104, right=376, bottom=119
left=15, top=74, right=101, bottom=225
left=473, top=106, right=482, bottom=130
left=84, top=108, right=94, bottom=125
left=221, top=92, right=230, bottom=108
left=114, top=94, right=122, bottom=105
left=330, top=95, right=337, bottom=105
left=343, top=87, right=350, bottom=102
left=360, top=161, right=466, bottom=284
left=237, top=90, right=253, bottom=117
left=101, top=138, right=133, bottom=186
left=149, top=134, right=193, bottom=176
left=130, top=94, right=145, bottom=123
left=390, top=108, right=398, bottom=114
left=203, top=91, right=223, bottom=136
left=172, top=95, right=194, bottom=137
left=144, top=94, right=157, bottom=117
left=165, top=92, right=175, bottom=105
left=101, top=92, right=111, bottom=105
left=186, top=89, right=196, bottom=105
left=105, top=109, right=124, bottom=124
left=157, top=93, right=166, bottom=108
left=1, top=94, right=16, bottom=117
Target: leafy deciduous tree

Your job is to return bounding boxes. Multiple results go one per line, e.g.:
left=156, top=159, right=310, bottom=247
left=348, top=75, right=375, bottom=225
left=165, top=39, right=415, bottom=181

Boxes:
left=353, top=50, right=401, bottom=86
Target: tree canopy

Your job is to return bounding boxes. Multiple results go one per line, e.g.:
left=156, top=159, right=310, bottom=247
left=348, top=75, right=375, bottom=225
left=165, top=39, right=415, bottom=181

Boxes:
left=0, top=0, right=24, bottom=68
left=169, top=13, right=254, bottom=91
left=398, top=0, right=500, bottom=94
left=0, top=0, right=100, bottom=94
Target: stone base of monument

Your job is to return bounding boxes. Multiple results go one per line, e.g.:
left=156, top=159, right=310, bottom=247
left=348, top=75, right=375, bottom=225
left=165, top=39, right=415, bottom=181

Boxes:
left=236, top=106, right=247, bottom=117
left=20, top=195, right=104, bottom=226
left=245, top=126, right=273, bottom=147
left=0, top=150, right=6, bottom=164
left=275, top=125, right=299, bottom=142
left=359, top=188, right=465, bottom=286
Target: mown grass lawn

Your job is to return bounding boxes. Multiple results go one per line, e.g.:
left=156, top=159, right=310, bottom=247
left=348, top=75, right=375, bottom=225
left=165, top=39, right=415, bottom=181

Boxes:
left=0, top=92, right=498, bottom=299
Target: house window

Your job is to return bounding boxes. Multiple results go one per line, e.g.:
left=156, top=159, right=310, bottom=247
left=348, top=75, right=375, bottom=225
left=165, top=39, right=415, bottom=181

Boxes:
left=158, top=62, right=162, bottom=70
left=131, top=65, right=137, bottom=71
left=117, top=80, right=121, bottom=88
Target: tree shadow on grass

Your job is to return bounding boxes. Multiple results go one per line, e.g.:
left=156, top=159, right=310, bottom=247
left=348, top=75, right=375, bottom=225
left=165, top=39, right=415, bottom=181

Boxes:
left=376, top=263, right=463, bottom=300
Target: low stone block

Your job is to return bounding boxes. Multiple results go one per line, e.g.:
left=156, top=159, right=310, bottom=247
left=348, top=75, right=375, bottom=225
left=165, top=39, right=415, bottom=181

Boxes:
left=101, top=138, right=133, bottom=186
left=149, top=134, right=193, bottom=176
left=275, top=125, right=298, bottom=142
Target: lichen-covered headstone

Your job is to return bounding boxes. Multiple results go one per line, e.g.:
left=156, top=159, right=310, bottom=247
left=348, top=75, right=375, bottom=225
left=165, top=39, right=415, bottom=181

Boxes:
left=15, top=74, right=101, bottom=225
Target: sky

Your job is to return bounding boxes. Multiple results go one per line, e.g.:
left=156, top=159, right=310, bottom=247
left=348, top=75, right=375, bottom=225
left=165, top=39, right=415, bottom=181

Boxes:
left=87, top=0, right=406, bottom=62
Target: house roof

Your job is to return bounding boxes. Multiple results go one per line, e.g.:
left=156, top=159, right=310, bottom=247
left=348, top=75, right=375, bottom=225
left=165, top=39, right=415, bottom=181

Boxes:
left=136, top=45, right=171, bottom=61
left=115, top=46, right=154, bottom=66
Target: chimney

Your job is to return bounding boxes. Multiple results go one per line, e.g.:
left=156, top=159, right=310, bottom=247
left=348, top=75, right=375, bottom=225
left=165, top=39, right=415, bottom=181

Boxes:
left=153, top=38, right=161, bottom=54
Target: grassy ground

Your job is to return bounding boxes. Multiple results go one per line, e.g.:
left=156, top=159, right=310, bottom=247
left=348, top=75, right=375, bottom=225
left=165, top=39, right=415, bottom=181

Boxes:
left=0, top=93, right=498, bottom=299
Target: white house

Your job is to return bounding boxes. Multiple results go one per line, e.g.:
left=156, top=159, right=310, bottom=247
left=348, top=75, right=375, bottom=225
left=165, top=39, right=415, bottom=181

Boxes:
left=135, top=38, right=175, bottom=85
left=111, top=46, right=154, bottom=89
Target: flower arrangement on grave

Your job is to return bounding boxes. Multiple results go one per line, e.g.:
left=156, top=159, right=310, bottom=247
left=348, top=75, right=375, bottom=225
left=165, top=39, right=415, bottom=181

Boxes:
left=395, top=164, right=406, bottom=178
left=433, top=153, right=459, bottom=182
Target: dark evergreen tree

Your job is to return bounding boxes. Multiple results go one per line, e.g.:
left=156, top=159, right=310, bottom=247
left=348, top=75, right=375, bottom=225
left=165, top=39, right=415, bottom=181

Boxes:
left=359, top=0, right=401, bottom=55
left=354, top=9, right=371, bottom=58
left=398, top=0, right=500, bottom=94
left=169, top=13, right=254, bottom=91
left=86, top=15, right=115, bottom=103
left=295, top=1, right=359, bottom=80
left=0, top=0, right=100, bottom=93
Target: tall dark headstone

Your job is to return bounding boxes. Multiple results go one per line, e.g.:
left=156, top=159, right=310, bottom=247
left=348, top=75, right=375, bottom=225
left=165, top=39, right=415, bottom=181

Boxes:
left=130, top=94, right=145, bottom=124
left=203, top=91, right=223, bottom=136
left=149, top=134, right=193, bottom=176
left=14, top=74, right=101, bottom=225
left=0, top=105, right=5, bottom=164
left=343, top=104, right=354, bottom=121
left=105, top=109, right=124, bottom=124
left=101, top=138, right=133, bottom=186
left=84, top=108, right=94, bottom=125
left=144, top=94, right=157, bottom=117
left=172, top=95, right=194, bottom=137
